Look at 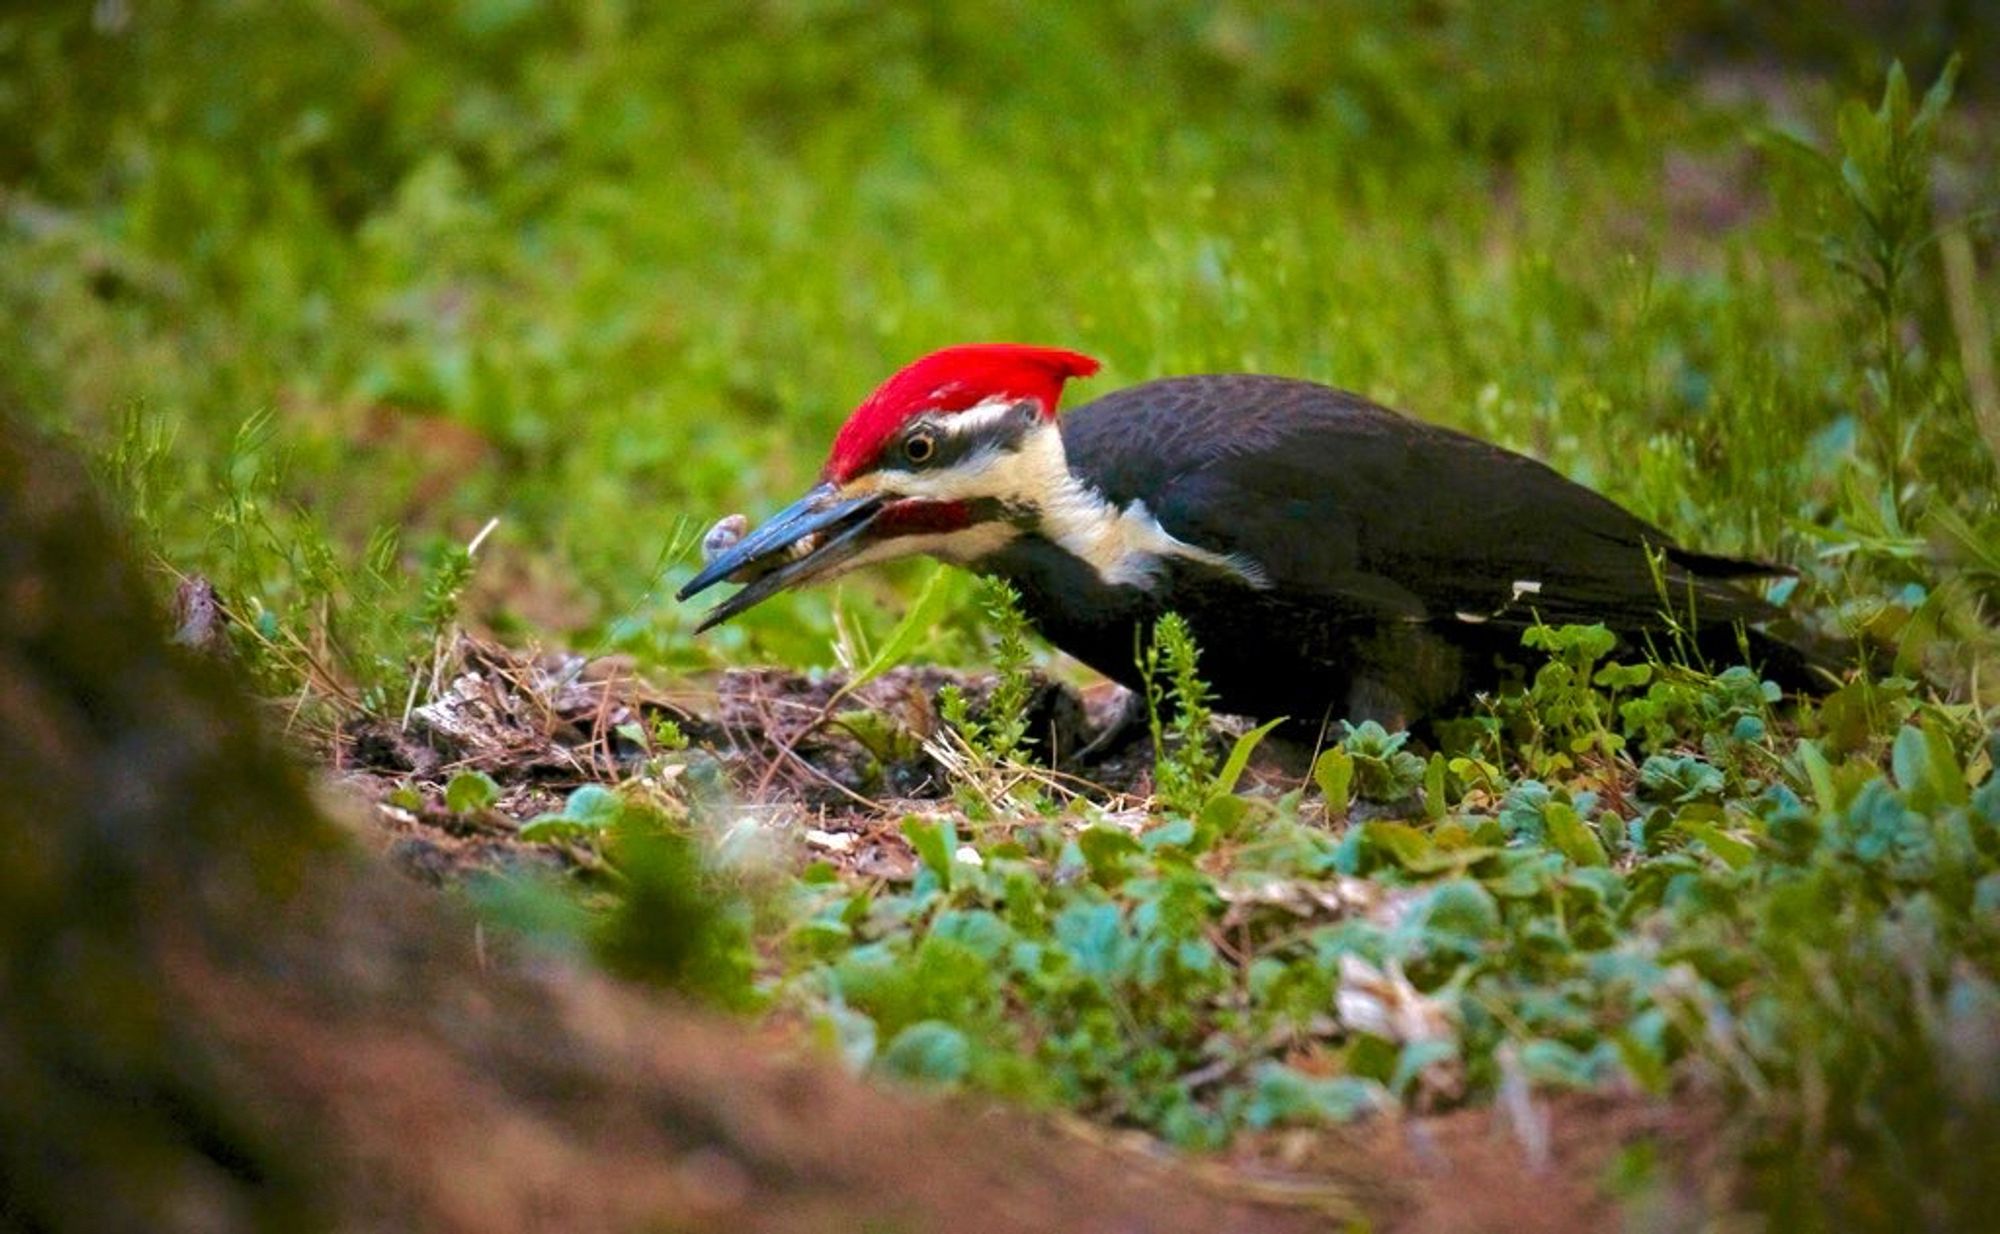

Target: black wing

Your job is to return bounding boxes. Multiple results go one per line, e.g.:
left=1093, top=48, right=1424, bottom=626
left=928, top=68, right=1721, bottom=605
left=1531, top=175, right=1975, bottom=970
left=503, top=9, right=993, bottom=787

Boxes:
left=1060, top=374, right=1784, bottom=633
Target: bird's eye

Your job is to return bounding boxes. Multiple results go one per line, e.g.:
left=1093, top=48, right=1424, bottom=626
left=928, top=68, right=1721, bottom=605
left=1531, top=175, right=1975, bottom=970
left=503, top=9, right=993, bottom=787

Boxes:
left=903, top=433, right=937, bottom=465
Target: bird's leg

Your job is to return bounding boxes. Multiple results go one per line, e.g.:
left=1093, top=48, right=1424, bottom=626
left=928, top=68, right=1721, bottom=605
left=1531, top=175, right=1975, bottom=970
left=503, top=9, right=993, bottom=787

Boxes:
left=1342, top=675, right=1411, bottom=735
left=1072, top=686, right=1149, bottom=763
left=1340, top=675, right=1450, bottom=820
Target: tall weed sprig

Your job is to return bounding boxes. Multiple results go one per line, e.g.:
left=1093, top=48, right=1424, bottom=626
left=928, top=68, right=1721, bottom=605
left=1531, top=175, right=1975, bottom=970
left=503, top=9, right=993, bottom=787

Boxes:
left=1772, top=59, right=1961, bottom=492
left=935, top=579, right=1048, bottom=811
left=1142, top=613, right=1216, bottom=817
left=971, top=579, right=1036, bottom=764
left=938, top=578, right=1038, bottom=766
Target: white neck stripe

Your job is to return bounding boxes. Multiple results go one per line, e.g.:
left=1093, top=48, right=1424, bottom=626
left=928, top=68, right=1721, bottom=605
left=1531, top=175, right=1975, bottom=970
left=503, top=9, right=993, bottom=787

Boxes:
left=871, top=419, right=1266, bottom=590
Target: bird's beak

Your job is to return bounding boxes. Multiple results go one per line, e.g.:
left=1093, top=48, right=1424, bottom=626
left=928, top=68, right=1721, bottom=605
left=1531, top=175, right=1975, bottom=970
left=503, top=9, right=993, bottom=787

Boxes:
left=676, top=481, right=885, bottom=631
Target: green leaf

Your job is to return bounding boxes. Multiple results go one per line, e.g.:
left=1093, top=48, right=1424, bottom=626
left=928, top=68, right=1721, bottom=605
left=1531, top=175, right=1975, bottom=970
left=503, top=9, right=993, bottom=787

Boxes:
left=1638, top=754, right=1724, bottom=804
left=1197, top=792, right=1250, bottom=841
left=567, top=785, right=623, bottom=824
left=1314, top=747, right=1354, bottom=813
left=1340, top=721, right=1426, bottom=801
left=900, top=815, right=957, bottom=888
left=1413, top=879, right=1501, bottom=944
left=1614, top=1029, right=1670, bottom=1097
left=1544, top=802, right=1609, bottom=868
left=818, top=1003, right=878, bottom=1072
left=1677, top=818, right=1756, bottom=870
left=463, top=872, right=593, bottom=953
left=1754, top=125, right=1837, bottom=174
left=1892, top=720, right=1967, bottom=812
left=1215, top=717, right=1286, bottom=795
left=1140, top=816, right=1198, bottom=852
left=1423, top=753, right=1448, bottom=822
left=847, top=566, right=953, bottom=695
left=1447, top=755, right=1502, bottom=796
left=518, top=816, right=591, bottom=842
left=1078, top=825, right=1142, bottom=884
left=1592, top=662, right=1652, bottom=690
left=1362, top=820, right=1434, bottom=869
left=878, top=1020, right=971, bottom=1084
left=834, top=706, right=921, bottom=762
left=1800, top=740, right=1839, bottom=819
left=1836, top=781, right=1938, bottom=882
left=1345, top=1033, right=1399, bottom=1084
left=1523, top=622, right=1617, bottom=665
left=1892, top=724, right=1930, bottom=797
left=1246, top=1064, right=1386, bottom=1127
left=931, top=908, right=1012, bottom=960
left=444, top=769, right=500, bottom=814
left=1054, top=902, right=1126, bottom=978
left=1518, top=1039, right=1598, bottom=1089
left=1390, top=1039, right=1458, bottom=1097
left=1499, top=781, right=1553, bottom=840
left=518, top=784, right=623, bottom=841
left=1816, top=679, right=1900, bottom=757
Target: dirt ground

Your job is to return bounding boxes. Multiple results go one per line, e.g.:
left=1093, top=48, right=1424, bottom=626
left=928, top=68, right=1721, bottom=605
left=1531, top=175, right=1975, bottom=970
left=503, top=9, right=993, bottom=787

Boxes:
left=334, top=638, right=1160, bottom=880
left=326, top=636, right=1726, bottom=1233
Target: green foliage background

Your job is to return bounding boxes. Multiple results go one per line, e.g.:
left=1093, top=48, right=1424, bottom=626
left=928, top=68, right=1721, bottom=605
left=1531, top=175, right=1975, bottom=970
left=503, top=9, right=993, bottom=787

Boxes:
left=7, top=5, right=2000, bottom=1227
left=4, top=1, right=1995, bottom=696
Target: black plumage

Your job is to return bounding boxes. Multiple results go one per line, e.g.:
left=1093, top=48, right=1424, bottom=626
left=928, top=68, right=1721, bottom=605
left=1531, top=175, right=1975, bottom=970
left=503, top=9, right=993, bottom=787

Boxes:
left=978, top=374, right=1827, bottom=730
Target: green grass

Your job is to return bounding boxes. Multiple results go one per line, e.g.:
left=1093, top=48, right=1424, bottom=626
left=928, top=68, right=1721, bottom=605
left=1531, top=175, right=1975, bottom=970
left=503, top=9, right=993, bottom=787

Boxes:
left=7, top=4, right=1995, bottom=693
left=6, top=3, right=2000, bottom=1228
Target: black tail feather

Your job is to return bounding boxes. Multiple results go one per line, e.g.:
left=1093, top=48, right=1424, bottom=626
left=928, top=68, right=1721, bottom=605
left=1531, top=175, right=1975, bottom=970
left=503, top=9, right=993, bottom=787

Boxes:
left=1665, top=545, right=1799, bottom=581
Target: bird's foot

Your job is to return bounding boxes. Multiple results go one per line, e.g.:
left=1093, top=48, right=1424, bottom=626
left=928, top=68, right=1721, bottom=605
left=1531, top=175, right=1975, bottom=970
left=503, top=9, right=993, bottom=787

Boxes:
left=1072, top=687, right=1149, bottom=763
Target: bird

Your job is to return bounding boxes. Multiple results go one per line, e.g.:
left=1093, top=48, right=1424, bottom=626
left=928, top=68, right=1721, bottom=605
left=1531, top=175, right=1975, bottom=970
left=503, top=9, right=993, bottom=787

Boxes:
left=678, top=343, right=1839, bottom=738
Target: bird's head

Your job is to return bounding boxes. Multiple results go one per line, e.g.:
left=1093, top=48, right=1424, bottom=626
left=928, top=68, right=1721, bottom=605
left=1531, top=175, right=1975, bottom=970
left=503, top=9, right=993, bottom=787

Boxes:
left=678, top=343, right=1101, bottom=628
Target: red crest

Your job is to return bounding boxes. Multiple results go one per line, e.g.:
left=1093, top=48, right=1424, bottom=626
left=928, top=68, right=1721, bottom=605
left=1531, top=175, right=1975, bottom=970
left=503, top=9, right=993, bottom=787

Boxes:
left=825, top=344, right=1101, bottom=481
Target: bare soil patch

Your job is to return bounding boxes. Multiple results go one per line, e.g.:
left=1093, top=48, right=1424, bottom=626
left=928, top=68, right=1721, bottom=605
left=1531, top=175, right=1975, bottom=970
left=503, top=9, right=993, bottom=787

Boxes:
left=322, top=636, right=1725, bottom=1232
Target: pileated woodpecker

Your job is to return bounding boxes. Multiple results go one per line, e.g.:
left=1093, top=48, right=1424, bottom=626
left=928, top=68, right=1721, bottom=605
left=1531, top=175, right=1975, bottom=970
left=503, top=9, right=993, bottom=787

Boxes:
left=680, top=344, right=1833, bottom=731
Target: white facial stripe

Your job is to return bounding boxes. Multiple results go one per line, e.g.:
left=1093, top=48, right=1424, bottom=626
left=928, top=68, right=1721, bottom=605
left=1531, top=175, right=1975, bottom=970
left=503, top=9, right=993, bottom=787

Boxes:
left=844, top=413, right=1269, bottom=592
left=936, top=395, right=1029, bottom=438
left=861, top=397, right=1026, bottom=502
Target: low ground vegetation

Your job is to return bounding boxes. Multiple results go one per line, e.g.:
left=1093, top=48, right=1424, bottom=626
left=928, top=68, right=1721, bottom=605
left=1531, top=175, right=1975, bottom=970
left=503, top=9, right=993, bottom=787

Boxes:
left=6, top=5, right=2000, bottom=1228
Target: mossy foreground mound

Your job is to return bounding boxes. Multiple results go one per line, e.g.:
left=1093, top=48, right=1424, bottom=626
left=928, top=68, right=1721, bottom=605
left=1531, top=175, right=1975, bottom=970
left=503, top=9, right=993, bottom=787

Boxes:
left=0, top=411, right=1378, bottom=1234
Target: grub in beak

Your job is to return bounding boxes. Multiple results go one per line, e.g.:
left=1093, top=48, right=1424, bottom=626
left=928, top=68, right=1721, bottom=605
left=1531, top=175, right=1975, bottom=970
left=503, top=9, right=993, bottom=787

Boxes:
left=701, top=513, right=751, bottom=567
left=678, top=482, right=885, bottom=629
left=698, top=512, right=837, bottom=587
